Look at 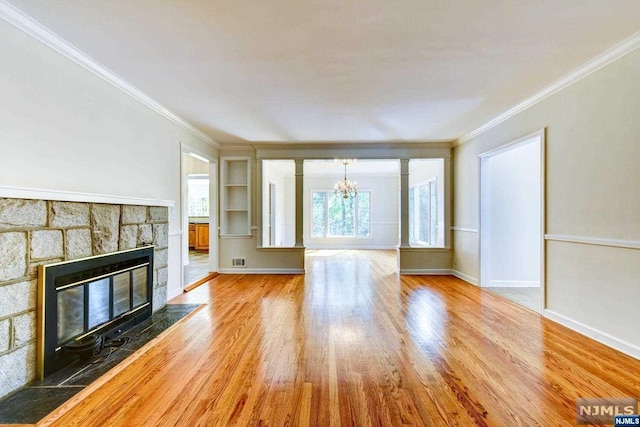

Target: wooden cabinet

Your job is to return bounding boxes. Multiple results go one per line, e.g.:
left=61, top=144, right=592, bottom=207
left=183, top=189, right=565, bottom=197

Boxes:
left=188, top=224, right=196, bottom=249
left=195, top=223, right=209, bottom=252
left=220, top=157, right=251, bottom=236
left=188, top=223, right=208, bottom=252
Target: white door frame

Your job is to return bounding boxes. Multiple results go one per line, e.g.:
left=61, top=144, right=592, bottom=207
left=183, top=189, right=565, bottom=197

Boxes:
left=180, top=143, right=218, bottom=291
left=478, top=129, right=546, bottom=313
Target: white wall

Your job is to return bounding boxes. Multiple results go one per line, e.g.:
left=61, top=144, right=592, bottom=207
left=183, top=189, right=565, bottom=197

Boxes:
left=304, top=173, right=399, bottom=249
left=480, top=139, right=540, bottom=287
left=0, top=19, right=217, bottom=301
left=453, top=46, right=640, bottom=355
left=262, top=160, right=295, bottom=247
left=283, top=175, right=295, bottom=245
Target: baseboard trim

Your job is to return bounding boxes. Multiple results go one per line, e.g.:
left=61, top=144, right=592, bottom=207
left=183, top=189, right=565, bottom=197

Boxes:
left=544, top=309, right=640, bottom=360
left=488, top=280, right=540, bottom=288
left=166, top=287, right=183, bottom=301
left=218, top=268, right=305, bottom=275
left=399, top=269, right=452, bottom=275
left=451, top=270, right=479, bottom=286
left=305, top=246, right=398, bottom=250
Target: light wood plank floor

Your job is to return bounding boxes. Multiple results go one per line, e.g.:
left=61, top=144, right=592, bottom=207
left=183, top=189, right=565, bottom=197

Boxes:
left=40, top=250, right=640, bottom=426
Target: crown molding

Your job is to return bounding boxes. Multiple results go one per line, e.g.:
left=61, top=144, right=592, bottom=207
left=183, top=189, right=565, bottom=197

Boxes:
left=399, top=268, right=453, bottom=275
left=218, top=268, right=305, bottom=274
left=254, top=141, right=454, bottom=151
left=0, top=0, right=219, bottom=149
left=457, top=31, right=640, bottom=146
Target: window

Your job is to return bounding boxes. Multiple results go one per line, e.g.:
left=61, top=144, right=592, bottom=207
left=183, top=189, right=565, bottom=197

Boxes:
left=187, top=176, right=209, bottom=217
left=409, top=178, right=437, bottom=246
left=311, top=191, right=371, bottom=238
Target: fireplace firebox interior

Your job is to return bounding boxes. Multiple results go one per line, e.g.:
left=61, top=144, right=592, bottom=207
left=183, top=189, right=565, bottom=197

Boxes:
left=37, top=246, right=154, bottom=378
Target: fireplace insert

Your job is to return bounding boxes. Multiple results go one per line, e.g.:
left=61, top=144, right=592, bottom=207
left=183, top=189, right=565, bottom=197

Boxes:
left=37, top=246, right=154, bottom=378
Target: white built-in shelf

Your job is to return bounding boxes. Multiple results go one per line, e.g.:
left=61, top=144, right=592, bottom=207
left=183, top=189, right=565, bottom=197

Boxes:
left=220, top=157, right=251, bottom=236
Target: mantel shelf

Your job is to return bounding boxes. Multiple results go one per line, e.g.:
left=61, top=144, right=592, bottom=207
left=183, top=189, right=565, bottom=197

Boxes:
left=225, top=184, right=248, bottom=187
left=225, top=208, right=248, bottom=212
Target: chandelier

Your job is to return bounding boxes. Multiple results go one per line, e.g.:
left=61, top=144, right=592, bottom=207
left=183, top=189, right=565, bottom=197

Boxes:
left=334, top=159, right=358, bottom=199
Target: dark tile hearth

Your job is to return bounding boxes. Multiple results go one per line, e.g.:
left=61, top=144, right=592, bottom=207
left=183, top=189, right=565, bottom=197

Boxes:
left=0, top=304, right=200, bottom=425
left=0, top=387, right=82, bottom=424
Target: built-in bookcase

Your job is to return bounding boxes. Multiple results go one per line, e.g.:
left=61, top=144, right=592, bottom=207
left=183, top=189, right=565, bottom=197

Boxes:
left=220, top=157, right=251, bottom=236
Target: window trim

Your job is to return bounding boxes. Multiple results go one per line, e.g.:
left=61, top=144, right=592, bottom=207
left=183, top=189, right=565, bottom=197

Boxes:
left=310, top=189, right=372, bottom=239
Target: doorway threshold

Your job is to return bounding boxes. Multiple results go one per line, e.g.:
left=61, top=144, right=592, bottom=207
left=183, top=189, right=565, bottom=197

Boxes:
left=184, top=272, right=219, bottom=292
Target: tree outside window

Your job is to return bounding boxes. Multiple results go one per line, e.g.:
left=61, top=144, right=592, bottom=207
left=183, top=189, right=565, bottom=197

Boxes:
left=311, top=192, right=326, bottom=237
left=312, top=191, right=371, bottom=237
left=188, top=177, right=209, bottom=217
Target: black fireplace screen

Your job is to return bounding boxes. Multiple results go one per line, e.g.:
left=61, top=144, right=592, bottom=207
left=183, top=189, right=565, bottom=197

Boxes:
left=38, top=246, right=154, bottom=378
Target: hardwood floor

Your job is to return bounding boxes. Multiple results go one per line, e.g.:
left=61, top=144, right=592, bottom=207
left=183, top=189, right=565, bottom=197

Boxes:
left=39, top=250, right=640, bottom=426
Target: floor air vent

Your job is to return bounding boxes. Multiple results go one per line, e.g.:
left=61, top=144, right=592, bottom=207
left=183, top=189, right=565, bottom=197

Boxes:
left=231, top=258, right=246, bottom=267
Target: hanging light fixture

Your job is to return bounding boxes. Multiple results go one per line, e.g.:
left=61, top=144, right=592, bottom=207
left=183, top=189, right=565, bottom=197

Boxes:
left=333, top=159, right=358, bottom=199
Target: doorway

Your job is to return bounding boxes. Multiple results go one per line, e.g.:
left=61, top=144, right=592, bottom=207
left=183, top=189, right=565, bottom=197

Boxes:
left=181, top=147, right=218, bottom=289
left=479, top=131, right=545, bottom=312
left=302, top=159, right=400, bottom=255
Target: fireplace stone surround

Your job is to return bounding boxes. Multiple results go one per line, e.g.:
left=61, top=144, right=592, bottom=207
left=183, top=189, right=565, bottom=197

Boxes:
left=0, top=198, right=169, bottom=399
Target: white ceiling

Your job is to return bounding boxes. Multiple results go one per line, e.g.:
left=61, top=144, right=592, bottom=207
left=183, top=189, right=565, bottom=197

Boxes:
left=7, top=1, right=640, bottom=146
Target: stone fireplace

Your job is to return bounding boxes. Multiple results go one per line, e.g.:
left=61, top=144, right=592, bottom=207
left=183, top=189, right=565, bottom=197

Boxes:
left=0, top=198, right=169, bottom=398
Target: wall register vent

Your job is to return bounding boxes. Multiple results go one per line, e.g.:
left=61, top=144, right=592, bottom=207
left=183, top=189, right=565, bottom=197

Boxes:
left=231, top=258, right=246, bottom=267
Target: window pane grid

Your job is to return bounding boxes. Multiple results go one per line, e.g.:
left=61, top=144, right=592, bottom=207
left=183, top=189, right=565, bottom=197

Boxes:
left=409, top=178, right=438, bottom=246
left=188, top=178, right=209, bottom=217
left=311, top=191, right=370, bottom=238
left=357, top=192, right=370, bottom=237
left=311, top=192, right=326, bottom=237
